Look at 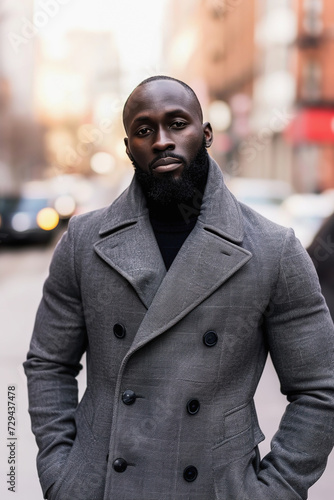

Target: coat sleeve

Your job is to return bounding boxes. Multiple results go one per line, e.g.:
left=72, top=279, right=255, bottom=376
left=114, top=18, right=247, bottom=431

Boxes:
left=259, top=227, right=334, bottom=499
left=23, top=217, right=87, bottom=498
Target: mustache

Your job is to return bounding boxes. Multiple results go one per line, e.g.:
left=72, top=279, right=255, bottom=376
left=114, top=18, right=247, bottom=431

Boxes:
left=148, top=152, right=186, bottom=171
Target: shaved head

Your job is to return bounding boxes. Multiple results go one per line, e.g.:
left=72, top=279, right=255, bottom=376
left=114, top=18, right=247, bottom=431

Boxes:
left=123, top=75, right=203, bottom=132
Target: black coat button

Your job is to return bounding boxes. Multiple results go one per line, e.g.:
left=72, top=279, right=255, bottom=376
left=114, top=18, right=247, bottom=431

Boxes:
left=203, top=330, right=218, bottom=347
left=187, top=399, right=200, bottom=415
left=113, top=458, right=128, bottom=473
left=122, top=390, right=137, bottom=405
left=113, top=323, right=126, bottom=339
left=183, top=465, right=198, bottom=482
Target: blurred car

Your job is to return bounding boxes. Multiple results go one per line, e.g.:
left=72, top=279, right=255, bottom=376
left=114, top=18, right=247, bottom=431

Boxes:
left=226, top=177, right=292, bottom=225
left=281, top=191, right=334, bottom=248
left=0, top=195, right=60, bottom=244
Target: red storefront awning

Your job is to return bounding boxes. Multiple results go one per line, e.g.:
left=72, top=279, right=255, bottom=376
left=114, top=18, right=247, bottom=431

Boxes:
left=285, top=108, right=334, bottom=144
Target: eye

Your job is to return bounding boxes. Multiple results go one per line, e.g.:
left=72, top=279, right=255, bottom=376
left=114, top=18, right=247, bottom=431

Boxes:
left=136, top=127, right=152, bottom=136
left=171, top=121, right=187, bottom=129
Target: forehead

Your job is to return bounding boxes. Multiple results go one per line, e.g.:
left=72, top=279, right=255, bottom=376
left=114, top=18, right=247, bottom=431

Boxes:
left=124, top=80, right=201, bottom=129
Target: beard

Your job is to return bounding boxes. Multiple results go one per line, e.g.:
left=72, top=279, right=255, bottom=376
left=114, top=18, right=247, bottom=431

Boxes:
left=132, top=136, right=209, bottom=208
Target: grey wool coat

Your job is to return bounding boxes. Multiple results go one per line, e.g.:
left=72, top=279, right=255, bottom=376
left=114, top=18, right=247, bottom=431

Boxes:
left=24, top=158, right=334, bottom=500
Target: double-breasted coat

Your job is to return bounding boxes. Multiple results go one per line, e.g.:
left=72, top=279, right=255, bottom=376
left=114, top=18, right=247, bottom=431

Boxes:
left=24, top=158, right=334, bottom=500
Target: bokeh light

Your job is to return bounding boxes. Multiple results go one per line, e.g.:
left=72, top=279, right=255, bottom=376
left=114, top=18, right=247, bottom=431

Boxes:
left=36, top=207, right=60, bottom=231
left=90, top=152, right=115, bottom=174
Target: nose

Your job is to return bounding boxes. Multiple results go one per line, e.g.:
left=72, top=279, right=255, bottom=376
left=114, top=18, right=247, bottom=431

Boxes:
left=152, top=127, right=175, bottom=151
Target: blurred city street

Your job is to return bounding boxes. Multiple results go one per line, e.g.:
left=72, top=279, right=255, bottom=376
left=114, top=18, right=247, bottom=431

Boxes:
left=0, top=236, right=88, bottom=500
left=0, top=241, right=53, bottom=500
left=0, top=238, right=333, bottom=499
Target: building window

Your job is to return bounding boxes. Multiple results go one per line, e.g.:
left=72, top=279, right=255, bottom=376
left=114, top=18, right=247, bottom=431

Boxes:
left=207, top=0, right=225, bottom=19
left=303, top=0, right=323, bottom=35
left=301, top=59, right=322, bottom=101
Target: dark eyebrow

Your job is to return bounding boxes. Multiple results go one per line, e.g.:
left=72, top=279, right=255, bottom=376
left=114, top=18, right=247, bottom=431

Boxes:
left=165, top=109, right=191, bottom=117
left=132, top=115, right=152, bottom=125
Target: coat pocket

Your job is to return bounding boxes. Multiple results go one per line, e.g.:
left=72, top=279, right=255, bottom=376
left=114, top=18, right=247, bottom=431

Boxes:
left=212, top=400, right=265, bottom=500
left=50, top=405, right=107, bottom=500
left=216, top=399, right=264, bottom=457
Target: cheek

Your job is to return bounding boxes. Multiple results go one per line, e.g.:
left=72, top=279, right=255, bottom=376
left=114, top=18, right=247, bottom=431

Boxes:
left=128, top=142, right=149, bottom=160
left=128, top=143, right=152, bottom=173
left=182, top=132, right=204, bottom=155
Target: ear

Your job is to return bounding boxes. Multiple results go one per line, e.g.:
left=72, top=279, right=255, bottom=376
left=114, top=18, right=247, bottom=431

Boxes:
left=203, top=122, right=213, bottom=148
left=124, top=137, right=134, bottom=161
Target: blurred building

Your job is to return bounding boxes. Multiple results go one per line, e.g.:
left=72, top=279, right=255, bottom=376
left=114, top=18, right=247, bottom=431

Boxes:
left=0, top=0, right=45, bottom=193
left=197, top=0, right=256, bottom=102
left=166, top=0, right=334, bottom=193
left=35, top=29, right=122, bottom=176
left=163, top=1, right=203, bottom=93
left=35, top=30, right=120, bottom=124
left=286, top=0, right=334, bottom=191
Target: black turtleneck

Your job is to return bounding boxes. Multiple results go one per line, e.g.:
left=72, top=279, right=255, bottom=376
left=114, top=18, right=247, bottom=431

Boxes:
left=149, top=203, right=198, bottom=270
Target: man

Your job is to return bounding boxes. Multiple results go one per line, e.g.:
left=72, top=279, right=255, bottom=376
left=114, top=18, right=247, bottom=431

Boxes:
left=307, top=211, right=334, bottom=321
left=24, top=76, right=334, bottom=500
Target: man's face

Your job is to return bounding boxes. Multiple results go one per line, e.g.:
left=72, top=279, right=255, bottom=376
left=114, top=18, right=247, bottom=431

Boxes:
left=123, top=80, right=213, bottom=204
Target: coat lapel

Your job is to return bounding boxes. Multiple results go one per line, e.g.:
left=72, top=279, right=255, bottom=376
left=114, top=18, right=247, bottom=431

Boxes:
left=93, top=179, right=166, bottom=309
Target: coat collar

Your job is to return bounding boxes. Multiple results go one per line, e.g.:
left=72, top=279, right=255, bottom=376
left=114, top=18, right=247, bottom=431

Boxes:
left=94, top=158, right=251, bottom=338
left=98, top=157, right=244, bottom=243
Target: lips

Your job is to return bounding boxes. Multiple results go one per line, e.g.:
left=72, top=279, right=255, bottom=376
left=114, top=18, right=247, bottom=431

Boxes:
left=152, top=157, right=183, bottom=173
